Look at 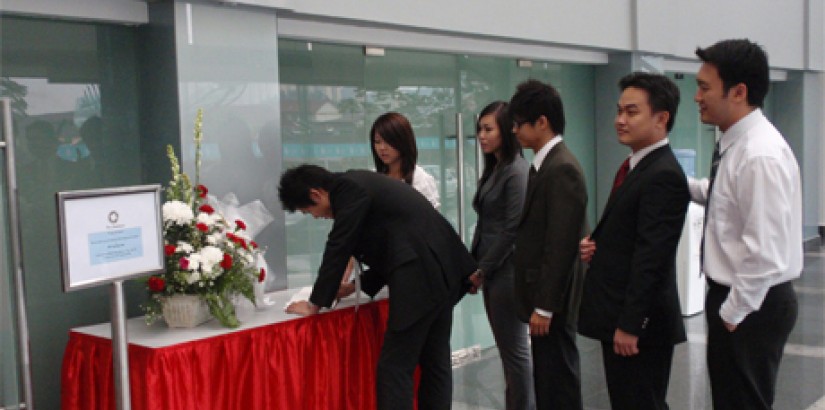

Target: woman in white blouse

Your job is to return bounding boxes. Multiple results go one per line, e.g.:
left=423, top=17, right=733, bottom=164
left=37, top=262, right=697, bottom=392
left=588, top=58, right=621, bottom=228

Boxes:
left=339, top=112, right=441, bottom=287
left=370, top=112, right=440, bottom=209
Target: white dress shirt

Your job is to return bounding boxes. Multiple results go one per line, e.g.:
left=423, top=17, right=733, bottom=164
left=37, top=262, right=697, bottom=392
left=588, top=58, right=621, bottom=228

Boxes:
left=412, top=165, right=440, bottom=209
left=687, top=109, right=802, bottom=325
left=531, top=135, right=563, bottom=172
left=531, top=135, right=563, bottom=319
left=628, top=138, right=669, bottom=170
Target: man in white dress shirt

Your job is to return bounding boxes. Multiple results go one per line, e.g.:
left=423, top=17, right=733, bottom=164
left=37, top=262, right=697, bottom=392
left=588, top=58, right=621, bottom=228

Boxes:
left=691, top=39, right=802, bottom=410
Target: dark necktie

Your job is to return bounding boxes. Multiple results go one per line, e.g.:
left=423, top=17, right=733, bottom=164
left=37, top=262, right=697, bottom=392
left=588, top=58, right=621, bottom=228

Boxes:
left=529, top=165, right=537, bottom=181
left=611, top=158, right=631, bottom=194
left=706, top=142, right=722, bottom=199
left=700, top=142, right=722, bottom=275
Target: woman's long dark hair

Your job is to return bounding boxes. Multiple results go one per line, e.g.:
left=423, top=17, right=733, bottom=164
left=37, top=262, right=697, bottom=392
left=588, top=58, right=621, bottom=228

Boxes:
left=370, top=112, right=417, bottom=184
left=477, top=101, right=522, bottom=186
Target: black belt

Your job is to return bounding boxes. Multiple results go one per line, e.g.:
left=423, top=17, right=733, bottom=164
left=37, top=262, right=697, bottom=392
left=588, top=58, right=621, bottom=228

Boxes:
left=707, top=277, right=794, bottom=292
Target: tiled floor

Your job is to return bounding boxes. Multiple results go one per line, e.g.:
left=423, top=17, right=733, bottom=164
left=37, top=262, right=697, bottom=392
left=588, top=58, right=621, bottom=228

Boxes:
left=453, top=248, right=825, bottom=410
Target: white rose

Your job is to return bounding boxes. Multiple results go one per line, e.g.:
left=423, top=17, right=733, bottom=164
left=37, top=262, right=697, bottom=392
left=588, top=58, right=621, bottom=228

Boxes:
left=162, top=201, right=194, bottom=225
left=176, top=242, right=194, bottom=254
left=206, top=233, right=222, bottom=245
left=196, top=212, right=214, bottom=226
left=186, top=270, right=201, bottom=284
left=186, top=253, right=202, bottom=272
left=199, top=246, right=223, bottom=273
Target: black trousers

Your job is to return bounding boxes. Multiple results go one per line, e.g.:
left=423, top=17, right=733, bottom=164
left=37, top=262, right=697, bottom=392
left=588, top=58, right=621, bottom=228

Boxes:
left=706, top=278, right=797, bottom=410
left=601, top=342, right=674, bottom=410
left=531, top=311, right=583, bottom=410
left=376, top=300, right=454, bottom=410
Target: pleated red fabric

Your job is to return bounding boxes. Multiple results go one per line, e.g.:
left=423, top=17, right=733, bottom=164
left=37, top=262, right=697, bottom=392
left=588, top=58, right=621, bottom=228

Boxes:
left=62, top=300, right=391, bottom=410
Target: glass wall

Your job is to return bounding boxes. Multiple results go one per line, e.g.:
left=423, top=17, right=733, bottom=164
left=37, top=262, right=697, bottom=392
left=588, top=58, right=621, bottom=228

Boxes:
left=173, top=2, right=285, bottom=291
left=667, top=72, right=715, bottom=179
left=0, top=16, right=142, bottom=409
left=278, top=38, right=597, bottom=350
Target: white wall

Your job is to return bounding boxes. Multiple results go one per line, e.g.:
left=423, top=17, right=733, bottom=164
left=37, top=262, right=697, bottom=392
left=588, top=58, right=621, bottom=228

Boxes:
left=273, top=0, right=820, bottom=71
left=282, top=0, right=634, bottom=52
left=807, top=0, right=825, bottom=70
left=637, top=0, right=808, bottom=70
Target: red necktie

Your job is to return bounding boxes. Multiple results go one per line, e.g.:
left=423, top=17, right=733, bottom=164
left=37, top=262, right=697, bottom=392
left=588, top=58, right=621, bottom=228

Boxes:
left=611, top=158, right=631, bottom=194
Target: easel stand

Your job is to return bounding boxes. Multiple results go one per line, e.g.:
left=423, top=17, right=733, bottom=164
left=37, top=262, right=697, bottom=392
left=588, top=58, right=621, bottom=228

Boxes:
left=56, top=184, right=164, bottom=410
left=111, top=280, right=131, bottom=410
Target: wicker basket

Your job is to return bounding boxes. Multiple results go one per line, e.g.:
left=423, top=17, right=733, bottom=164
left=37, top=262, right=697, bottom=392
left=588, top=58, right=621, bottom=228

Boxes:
left=161, top=294, right=211, bottom=328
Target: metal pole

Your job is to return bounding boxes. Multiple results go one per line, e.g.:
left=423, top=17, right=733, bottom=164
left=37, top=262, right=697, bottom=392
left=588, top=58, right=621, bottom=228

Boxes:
left=2, top=97, right=35, bottom=409
left=111, top=280, right=131, bottom=410
left=455, top=113, right=466, bottom=243
left=474, top=114, right=483, bottom=179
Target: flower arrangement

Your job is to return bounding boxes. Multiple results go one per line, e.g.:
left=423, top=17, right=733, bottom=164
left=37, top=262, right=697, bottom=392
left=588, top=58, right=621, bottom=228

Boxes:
left=142, top=109, right=265, bottom=328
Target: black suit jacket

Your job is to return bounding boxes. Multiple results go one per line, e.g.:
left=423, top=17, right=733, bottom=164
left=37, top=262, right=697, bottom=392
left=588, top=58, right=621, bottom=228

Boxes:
left=578, top=145, right=689, bottom=346
left=309, top=170, right=477, bottom=331
left=513, top=141, right=588, bottom=324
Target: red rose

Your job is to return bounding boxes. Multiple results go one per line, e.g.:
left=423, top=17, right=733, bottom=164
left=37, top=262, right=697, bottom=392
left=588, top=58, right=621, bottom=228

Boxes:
left=164, top=244, right=177, bottom=256
left=199, top=204, right=215, bottom=214
left=148, top=276, right=166, bottom=292
left=179, top=257, right=190, bottom=270
left=249, top=241, right=259, bottom=249
left=226, top=232, right=237, bottom=241
left=235, top=219, right=247, bottom=231
left=258, top=268, right=266, bottom=283
left=237, top=238, right=247, bottom=249
left=196, top=222, right=209, bottom=232
left=196, top=184, right=208, bottom=198
left=220, top=254, right=233, bottom=270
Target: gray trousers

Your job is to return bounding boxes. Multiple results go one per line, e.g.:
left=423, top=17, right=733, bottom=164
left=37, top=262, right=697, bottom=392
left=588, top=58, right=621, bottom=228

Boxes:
left=483, top=271, right=536, bottom=410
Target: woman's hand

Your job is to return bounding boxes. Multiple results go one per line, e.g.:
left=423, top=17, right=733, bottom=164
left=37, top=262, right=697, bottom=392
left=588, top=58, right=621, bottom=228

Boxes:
left=337, top=282, right=356, bottom=299
left=467, top=270, right=484, bottom=294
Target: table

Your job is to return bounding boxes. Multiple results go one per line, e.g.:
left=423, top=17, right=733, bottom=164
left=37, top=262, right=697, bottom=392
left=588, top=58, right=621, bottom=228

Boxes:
left=61, top=290, right=390, bottom=410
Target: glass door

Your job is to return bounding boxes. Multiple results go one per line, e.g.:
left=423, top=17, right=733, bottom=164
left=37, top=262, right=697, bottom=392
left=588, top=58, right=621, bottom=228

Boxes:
left=278, top=39, right=600, bottom=352
left=0, top=16, right=143, bottom=408
left=279, top=40, right=369, bottom=287
left=362, top=48, right=495, bottom=350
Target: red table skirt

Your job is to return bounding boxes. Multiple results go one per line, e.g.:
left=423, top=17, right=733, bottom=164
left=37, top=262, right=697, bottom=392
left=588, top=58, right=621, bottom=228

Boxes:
left=62, top=299, right=390, bottom=410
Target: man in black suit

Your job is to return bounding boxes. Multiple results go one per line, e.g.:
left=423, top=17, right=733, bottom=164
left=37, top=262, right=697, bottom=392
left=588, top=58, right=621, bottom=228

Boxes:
left=510, top=80, right=588, bottom=410
left=578, top=72, right=689, bottom=410
left=279, top=164, right=476, bottom=410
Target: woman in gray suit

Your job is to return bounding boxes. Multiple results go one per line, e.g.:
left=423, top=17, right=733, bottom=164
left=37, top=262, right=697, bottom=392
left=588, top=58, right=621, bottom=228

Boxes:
left=470, top=101, right=534, bottom=410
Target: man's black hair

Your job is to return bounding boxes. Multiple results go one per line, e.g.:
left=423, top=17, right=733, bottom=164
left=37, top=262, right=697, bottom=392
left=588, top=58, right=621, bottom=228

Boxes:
left=278, top=164, right=335, bottom=212
left=696, top=39, right=770, bottom=107
left=619, top=72, right=681, bottom=132
left=509, top=79, right=566, bottom=135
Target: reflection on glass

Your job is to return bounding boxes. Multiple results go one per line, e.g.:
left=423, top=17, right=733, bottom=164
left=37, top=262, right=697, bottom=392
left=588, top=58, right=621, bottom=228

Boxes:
left=1, top=16, right=142, bottom=409
left=276, top=39, right=599, bottom=353
left=174, top=2, right=284, bottom=292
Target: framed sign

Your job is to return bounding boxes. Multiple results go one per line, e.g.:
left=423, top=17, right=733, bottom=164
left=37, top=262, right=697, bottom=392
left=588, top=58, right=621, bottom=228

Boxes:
left=57, top=185, right=164, bottom=292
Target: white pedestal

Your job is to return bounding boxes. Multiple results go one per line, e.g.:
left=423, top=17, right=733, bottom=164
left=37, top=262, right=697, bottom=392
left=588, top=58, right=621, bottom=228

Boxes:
left=676, top=202, right=706, bottom=316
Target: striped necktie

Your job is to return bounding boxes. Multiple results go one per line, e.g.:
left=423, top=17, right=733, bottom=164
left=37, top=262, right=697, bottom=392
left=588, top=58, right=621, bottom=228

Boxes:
left=700, top=141, right=722, bottom=275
